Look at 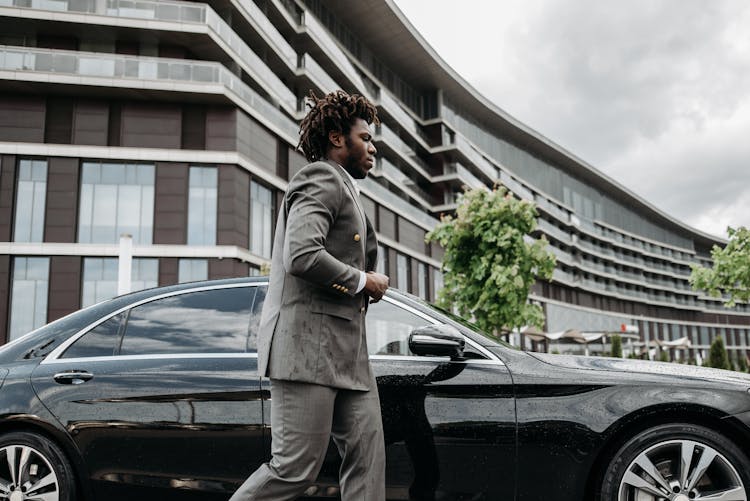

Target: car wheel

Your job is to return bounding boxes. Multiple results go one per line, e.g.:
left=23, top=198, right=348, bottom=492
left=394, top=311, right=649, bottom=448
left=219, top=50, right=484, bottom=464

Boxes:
left=600, top=423, right=750, bottom=501
left=0, top=431, right=76, bottom=501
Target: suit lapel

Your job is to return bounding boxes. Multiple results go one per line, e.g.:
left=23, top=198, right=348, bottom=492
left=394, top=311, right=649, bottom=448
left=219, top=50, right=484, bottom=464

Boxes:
left=327, top=161, right=367, bottom=241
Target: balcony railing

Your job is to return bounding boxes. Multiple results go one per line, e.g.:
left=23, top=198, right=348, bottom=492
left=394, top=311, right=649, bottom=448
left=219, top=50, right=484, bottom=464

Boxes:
left=453, top=133, right=498, bottom=181
left=0, top=45, right=299, bottom=140
left=298, top=52, right=341, bottom=97
left=0, top=0, right=299, bottom=113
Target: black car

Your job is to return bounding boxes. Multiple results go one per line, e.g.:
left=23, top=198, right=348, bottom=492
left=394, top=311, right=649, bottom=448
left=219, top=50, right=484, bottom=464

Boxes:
left=1, top=277, right=750, bottom=501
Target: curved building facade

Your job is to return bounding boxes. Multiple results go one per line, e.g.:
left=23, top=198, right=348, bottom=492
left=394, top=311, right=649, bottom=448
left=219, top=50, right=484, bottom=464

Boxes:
left=0, top=0, right=746, bottom=362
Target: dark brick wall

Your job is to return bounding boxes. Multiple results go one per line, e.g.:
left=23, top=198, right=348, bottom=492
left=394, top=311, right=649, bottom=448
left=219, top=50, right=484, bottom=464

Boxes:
left=153, top=163, right=189, bottom=245
left=217, top=165, right=249, bottom=247
left=237, top=112, right=277, bottom=173
left=206, top=107, right=237, bottom=151
left=378, top=206, right=396, bottom=240
left=48, top=256, right=81, bottom=322
left=398, top=216, right=426, bottom=254
left=159, top=257, right=179, bottom=286
left=120, top=103, right=181, bottom=149
left=73, top=100, right=109, bottom=146
left=209, top=258, right=249, bottom=279
left=45, top=158, right=79, bottom=243
left=0, top=96, right=45, bottom=143
left=0, top=156, right=16, bottom=241
left=289, top=148, right=307, bottom=179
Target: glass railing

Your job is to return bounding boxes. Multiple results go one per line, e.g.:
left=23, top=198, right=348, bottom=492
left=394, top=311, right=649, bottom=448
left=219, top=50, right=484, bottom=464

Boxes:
left=379, top=157, right=432, bottom=204
left=230, top=0, right=297, bottom=69
left=301, top=11, right=369, bottom=98
left=0, top=0, right=299, bottom=112
left=0, top=45, right=299, bottom=139
left=361, top=177, right=439, bottom=230
left=299, top=52, right=341, bottom=96
left=454, top=163, right=485, bottom=190
left=454, top=133, right=498, bottom=181
left=375, top=123, right=431, bottom=175
left=378, top=88, right=431, bottom=146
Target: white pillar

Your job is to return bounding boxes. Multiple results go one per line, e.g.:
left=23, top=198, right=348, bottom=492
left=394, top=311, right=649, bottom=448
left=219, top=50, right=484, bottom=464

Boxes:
left=118, top=233, right=133, bottom=296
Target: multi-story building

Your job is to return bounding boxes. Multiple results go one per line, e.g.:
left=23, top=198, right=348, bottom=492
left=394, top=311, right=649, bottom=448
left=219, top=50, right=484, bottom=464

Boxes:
left=0, top=0, right=747, bottom=363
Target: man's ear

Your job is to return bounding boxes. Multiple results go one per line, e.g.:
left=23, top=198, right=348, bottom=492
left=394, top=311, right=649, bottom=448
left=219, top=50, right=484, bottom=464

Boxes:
left=328, top=130, right=344, bottom=149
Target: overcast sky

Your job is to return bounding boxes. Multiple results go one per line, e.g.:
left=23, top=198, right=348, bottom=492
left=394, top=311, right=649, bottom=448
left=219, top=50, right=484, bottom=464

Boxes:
left=393, top=0, right=750, bottom=239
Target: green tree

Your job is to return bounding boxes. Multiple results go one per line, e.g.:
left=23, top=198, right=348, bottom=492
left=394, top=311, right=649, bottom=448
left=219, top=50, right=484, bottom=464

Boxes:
left=659, top=351, right=670, bottom=363
left=690, top=226, right=750, bottom=307
left=708, top=335, right=731, bottom=370
left=426, top=186, right=556, bottom=336
left=610, top=334, right=623, bottom=358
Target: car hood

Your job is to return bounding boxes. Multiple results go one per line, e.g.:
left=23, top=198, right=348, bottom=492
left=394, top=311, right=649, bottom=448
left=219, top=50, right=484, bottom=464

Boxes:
left=527, top=352, right=750, bottom=386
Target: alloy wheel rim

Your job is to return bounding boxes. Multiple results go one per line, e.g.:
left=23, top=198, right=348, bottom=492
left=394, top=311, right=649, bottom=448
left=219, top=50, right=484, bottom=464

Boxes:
left=0, top=445, right=59, bottom=501
left=618, top=439, right=746, bottom=501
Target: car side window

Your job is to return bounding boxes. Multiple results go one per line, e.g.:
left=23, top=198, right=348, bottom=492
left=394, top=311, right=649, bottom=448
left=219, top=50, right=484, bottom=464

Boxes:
left=61, top=312, right=125, bottom=359
left=246, top=285, right=266, bottom=352
left=119, top=287, right=255, bottom=355
left=366, top=300, right=433, bottom=356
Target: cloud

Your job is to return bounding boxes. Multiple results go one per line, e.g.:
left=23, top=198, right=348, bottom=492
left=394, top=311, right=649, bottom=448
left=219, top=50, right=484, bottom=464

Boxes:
left=394, top=0, right=750, bottom=237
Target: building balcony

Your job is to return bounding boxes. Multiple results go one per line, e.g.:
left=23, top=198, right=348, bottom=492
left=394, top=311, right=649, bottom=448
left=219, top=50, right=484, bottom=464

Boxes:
left=0, top=45, right=299, bottom=141
left=0, top=0, right=299, bottom=114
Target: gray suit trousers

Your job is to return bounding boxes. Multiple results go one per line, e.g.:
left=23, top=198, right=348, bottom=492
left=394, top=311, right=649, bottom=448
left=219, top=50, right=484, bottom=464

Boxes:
left=229, top=378, right=386, bottom=501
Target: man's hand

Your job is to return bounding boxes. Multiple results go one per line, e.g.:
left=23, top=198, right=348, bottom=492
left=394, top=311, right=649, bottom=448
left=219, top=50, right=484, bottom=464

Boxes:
left=364, top=271, right=389, bottom=303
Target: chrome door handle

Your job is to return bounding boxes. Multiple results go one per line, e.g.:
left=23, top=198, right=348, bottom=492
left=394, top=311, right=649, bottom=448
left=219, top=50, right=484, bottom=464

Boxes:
left=53, top=371, right=94, bottom=385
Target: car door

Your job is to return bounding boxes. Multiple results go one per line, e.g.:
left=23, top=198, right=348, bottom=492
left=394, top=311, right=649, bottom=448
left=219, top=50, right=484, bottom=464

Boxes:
left=311, top=296, right=517, bottom=501
left=31, top=283, right=267, bottom=501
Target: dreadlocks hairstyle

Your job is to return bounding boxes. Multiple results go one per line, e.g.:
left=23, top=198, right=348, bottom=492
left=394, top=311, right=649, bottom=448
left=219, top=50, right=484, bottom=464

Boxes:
left=297, top=89, right=379, bottom=162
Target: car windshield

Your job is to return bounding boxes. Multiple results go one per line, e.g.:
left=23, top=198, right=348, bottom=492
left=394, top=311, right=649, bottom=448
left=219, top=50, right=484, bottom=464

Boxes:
left=400, top=292, right=518, bottom=350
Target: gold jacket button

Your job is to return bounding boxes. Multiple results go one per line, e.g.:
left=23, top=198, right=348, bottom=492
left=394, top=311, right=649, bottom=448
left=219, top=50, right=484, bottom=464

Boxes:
left=354, top=233, right=361, bottom=242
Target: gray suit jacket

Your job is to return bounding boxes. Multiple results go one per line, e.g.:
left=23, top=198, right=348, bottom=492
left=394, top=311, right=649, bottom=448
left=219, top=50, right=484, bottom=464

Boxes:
left=257, top=160, right=378, bottom=391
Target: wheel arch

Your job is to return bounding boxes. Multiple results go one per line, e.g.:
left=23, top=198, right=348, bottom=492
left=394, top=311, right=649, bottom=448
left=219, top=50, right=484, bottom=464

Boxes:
left=0, top=414, right=93, bottom=501
left=583, top=403, right=750, bottom=501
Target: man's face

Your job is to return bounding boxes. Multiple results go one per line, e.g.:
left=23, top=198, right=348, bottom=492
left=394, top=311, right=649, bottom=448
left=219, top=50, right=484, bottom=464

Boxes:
left=342, top=118, right=377, bottom=179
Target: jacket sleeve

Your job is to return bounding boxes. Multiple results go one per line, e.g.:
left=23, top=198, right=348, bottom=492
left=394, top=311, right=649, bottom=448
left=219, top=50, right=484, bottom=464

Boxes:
left=282, top=162, right=362, bottom=296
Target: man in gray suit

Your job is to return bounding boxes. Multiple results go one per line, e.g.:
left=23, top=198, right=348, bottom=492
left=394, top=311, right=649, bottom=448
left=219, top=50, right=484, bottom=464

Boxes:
left=230, top=90, right=389, bottom=500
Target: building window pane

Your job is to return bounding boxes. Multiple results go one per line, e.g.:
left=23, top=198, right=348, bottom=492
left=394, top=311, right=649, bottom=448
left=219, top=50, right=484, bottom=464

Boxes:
left=82, top=257, right=158, bottom=307
left=376, top=244, right=388, bottom=275
left=250, top=181, right=273, bottom=259
left=397, top=253, right=409, bottom=291
left=9, top=257, right=49, bottom=341
left=187, top=166, right=217, bottom=245
left=78, top=162, right=155, bottom=245
left=13, top=159, right=47, bottom=242
left=178, top=259, right=208, bottom=283
left=433, top=269, right=444, bottom=300
left=417, top=262, right=427, bottom=299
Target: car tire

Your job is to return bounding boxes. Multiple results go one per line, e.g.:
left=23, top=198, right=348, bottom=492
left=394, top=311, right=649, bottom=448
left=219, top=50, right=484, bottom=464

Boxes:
left=599, top=423, right=750, bottom=501
left=0, top=431, right=76, bottom=501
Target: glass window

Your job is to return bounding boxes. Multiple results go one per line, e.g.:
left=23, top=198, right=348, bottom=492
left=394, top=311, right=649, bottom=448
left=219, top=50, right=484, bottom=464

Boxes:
left=62, top=312, right=125, bottom=359
left=397, top=253, right=409, bottom=291
left=78, top=162, right=155, bottom=245
left=8, top=257, right=49, bottom=341
left=13, top=159, right=47, bottom=242
left=433, top=269, right=444, bottom=300
left=417, top=262, right=427, bottom=299
left=376, top=244, right=388, bottom=275
left=187, top=166, right=217, bottom=245
left=120, top=287, right=254, bottom=355
left=82, top=257, right=158, bottom=307
left=250, top=181, right=273, bottom=259
left=178, top=259, right=208, bottom=283
left=247, top=286, right=266, bottom=352
left=366, top=300, right=432, bottom=356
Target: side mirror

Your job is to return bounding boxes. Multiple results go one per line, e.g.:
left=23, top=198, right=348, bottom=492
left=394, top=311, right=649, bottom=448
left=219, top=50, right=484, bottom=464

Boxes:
left=408, top=324, right=465, bottom=360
